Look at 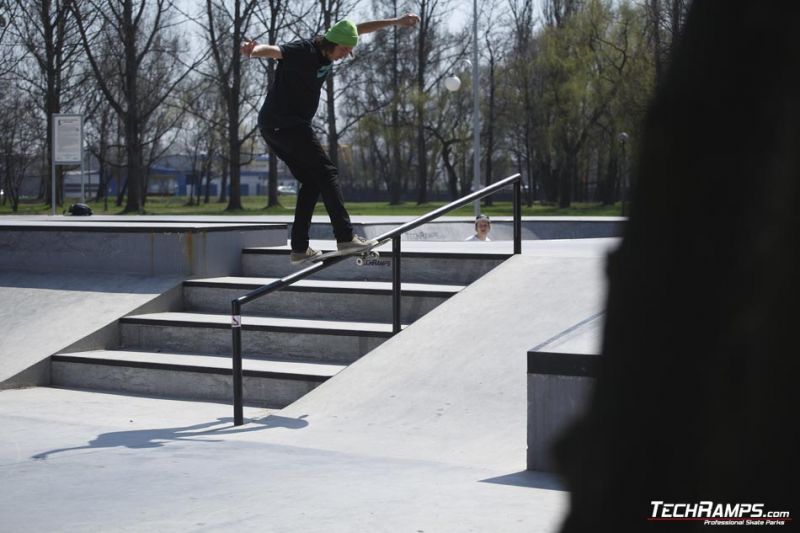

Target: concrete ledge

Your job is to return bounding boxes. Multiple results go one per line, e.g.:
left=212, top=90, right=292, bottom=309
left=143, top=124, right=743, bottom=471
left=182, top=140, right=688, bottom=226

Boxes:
left=5, top=214, right=622, bottom=241
left=0, top=221, right=286, bottom=276
left=0, top=220, right=285, bottom=232
left=308, top=217, right=624, bottom=242
left=527, top=351, right=600, bottom=378
left=527, top=371, right=595, bottom=471
left=526, top=313, right=603, bottom=472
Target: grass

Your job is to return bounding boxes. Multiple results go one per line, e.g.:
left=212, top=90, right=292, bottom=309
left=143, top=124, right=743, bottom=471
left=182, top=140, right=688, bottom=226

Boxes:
left=0, top=195, right=623, bottom=217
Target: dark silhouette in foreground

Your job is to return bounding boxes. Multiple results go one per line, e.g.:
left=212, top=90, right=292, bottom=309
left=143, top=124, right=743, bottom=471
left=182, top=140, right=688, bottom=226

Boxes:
left=556, top=1, right=799, bottom=530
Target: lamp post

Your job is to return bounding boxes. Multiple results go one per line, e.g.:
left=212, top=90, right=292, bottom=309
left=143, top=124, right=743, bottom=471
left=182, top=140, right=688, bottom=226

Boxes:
left=444, top=4, right=481, bottom=216
left=471, top=0, right=480, bottom=217
left=618, top=131, right=629, bottom=216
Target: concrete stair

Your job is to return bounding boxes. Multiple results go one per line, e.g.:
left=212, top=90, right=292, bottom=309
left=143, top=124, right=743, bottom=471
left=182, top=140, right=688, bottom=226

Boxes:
left=183, top=277, right=462, bottom=323
left=51, top=350, right=343, bottom=408
left=51, top=241, right=508, bottom=407
left=242, top=245, right=509, bottom=284
left=119, top=312, right=395, bottom=364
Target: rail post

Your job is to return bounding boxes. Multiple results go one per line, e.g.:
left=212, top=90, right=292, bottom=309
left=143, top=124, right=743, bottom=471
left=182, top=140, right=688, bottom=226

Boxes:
left=392, top=236, right=402, bottom=334
left=513, top=177, right=522, bottom=254
left=232, top=299, right=244, bottom=426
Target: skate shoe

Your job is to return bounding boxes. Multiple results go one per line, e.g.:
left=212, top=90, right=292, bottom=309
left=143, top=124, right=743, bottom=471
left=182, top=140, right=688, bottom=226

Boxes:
left=289, top=247, right=322, bottom=265
left=337, top=235, right=377, bottom=252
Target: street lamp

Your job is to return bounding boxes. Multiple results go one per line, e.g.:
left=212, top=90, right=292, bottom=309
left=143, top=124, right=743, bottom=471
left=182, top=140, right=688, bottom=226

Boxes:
left=618, top=131, right=629, bottom=216
left=471, top=0, right=480, bottom=216
left=443, top=4, right=481, bottom=216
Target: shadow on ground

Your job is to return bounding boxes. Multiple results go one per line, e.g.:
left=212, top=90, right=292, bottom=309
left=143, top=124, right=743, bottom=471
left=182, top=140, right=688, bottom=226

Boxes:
left=31, top=414, right=308, bottom=460
left=481, top=470, right=564, bottom=491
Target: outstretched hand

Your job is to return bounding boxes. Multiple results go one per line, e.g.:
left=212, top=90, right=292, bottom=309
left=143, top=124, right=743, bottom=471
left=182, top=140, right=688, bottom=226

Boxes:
left=240, top=40, right=256, bottom=57
left=397, top=13, right=420, bottom=28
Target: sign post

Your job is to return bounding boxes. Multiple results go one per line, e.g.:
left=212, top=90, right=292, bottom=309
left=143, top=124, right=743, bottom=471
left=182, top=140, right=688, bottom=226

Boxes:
left=52, top=114, right=83, bottom=215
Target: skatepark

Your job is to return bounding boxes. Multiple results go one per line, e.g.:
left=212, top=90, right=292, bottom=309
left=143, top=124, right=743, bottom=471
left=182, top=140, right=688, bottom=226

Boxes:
left=0, top=214, right=620, bottom=532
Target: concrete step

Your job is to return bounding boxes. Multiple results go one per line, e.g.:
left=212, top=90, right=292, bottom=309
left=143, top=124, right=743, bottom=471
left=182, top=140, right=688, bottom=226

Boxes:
left=51, top=350, right=344, bottom=408
left=183, top=277, right=464, bottom=323
left=241, top=245, right=510, bottom=284
left=119, top=312, right=397, bottom=364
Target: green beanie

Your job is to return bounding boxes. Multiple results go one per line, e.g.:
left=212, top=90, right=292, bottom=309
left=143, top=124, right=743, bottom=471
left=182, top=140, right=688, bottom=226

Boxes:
left=324, top=20, right=358, bottom=47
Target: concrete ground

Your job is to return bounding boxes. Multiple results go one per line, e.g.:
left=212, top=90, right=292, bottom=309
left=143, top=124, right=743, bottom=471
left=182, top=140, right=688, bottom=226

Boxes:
left=0, top=387, right=566, bottom=533
left=0, top=237, right=619, bottom=532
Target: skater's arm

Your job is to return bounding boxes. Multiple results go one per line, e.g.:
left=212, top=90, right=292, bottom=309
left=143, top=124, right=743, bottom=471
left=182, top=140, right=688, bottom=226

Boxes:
left=356, top=13, right=420, bottom=35
left=240, top=41, right=282, bottom=60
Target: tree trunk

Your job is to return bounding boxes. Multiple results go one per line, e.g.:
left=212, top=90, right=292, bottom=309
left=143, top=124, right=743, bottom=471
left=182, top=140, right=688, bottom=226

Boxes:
left=414, top=0, right=428, bottom=205
left=388, top=1, right=402, bottom=205
left=226, top=98, right=243, bottom=210
left=266, top=61, right=279, bottom=207
left=484, top=43, right=497, bottom=207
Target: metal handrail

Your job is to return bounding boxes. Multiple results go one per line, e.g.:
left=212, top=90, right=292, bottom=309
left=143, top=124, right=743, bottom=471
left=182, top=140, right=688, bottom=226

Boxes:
left=230, top=172, right=522, bottom=425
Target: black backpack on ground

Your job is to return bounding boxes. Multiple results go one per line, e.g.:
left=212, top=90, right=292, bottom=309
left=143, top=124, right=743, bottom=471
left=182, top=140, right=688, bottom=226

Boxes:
left=67, top=203, right=93, bottom=216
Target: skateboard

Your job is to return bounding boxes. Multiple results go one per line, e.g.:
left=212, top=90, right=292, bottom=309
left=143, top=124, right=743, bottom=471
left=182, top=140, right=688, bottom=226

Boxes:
left=308, top=239, right=383, bottom=266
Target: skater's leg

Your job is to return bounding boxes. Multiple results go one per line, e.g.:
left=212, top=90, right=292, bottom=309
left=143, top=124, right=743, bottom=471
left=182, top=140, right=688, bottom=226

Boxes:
left=305, top=136, right=355, bottom=243
left=291, top=180, right=320, bottom=252
left=263, top=125, right=355, bottom=244
left=262, top=127, right=322, bottom=252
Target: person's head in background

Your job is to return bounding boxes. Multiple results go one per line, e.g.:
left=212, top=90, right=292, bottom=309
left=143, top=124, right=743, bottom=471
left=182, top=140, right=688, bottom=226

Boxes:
left=473, top=214, right=491, bottom=241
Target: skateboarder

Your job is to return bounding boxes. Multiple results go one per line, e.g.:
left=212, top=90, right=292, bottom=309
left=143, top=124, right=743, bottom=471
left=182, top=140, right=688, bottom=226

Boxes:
left=241, top=14, right=420, bottom=264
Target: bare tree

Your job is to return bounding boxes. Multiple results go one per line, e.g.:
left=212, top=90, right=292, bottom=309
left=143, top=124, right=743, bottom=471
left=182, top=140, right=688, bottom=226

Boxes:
left=346, top=0, right=464, bottom=203
left=72, top=0, right=198, bottom=213
left=178, top=79, right=219, bottom=206
left=0, top=85, right=38, bottom=211
left=425, top=90, right=469, bottom=200
left=83, top=85, right=117, bottom=209
left=542, top=0, right=582, bottom=28
left=0, top=1, right=21, bottom=78
left=338, top=0, right=418, bottom=203
left=412, top=0, right=437, bottom=204
left=316, top=0, right=359, bottom=173
left=11, top=0, right=85, bottom=206
left=644, top=0, right=690, bottom=84
left=506, top=0, right=538, bottom=205
left=481, top=1, right=507, bottom=206
left=198, top=0, right=261, bottom=211
left=252, top=0, right=292, bottom=208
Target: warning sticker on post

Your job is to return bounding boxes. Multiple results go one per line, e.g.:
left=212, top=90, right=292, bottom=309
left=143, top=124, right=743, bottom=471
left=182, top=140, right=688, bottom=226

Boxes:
left=53, top=114, right=83, bottom=164
left=232, top=315, right=242, bottom=328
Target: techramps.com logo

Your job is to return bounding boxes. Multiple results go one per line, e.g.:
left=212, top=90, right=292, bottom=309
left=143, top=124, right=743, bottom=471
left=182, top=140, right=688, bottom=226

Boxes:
left=648, top=501, right=792, bottom=527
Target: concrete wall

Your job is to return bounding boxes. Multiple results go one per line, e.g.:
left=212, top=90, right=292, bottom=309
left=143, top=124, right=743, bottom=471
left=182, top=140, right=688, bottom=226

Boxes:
left=0, top=222, right=286, bottom=277
left=527, top=373, right=595, bottom=471
left=527, top=351, right=601, bottom=471
left=307, top=217, right=624, bottom=242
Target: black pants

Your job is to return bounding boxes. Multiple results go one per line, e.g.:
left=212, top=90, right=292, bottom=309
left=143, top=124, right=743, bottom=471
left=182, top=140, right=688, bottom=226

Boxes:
left=261, top=125, right=353, bottom=252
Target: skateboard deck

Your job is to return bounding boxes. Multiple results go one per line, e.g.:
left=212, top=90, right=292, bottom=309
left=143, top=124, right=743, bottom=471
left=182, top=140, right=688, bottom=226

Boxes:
left=308, top=239, right=383, bottom=265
